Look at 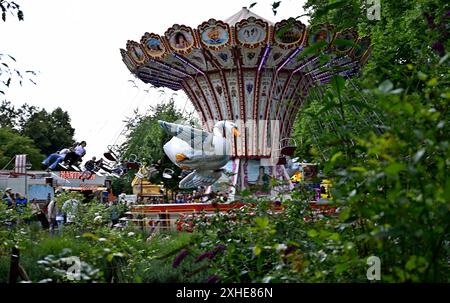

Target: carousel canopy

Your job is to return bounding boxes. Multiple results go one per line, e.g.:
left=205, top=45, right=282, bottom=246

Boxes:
left=225, top=7, right=274, bottom=26
left=121, top=8, right=371, bottom=158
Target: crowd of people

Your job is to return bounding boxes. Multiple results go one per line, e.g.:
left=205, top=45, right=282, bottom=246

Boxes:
left=1, top=187, right=128, bottom=235
left=173, top=191, right=208, bottom=204
left=1, top=187, right=49, bottom=227
left=143, top=189, right=229, bottom=204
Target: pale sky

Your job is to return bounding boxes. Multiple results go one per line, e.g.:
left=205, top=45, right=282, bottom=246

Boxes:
left=1, top=0, right=308, bottom=162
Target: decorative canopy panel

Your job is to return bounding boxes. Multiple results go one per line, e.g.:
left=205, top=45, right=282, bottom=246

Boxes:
left=121, top=7, right=372, bottom=159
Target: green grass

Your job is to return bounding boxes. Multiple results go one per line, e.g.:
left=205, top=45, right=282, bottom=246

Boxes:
left=133, top=232, right=213, bottom=283
left=0, top=227, right=211, bottom=283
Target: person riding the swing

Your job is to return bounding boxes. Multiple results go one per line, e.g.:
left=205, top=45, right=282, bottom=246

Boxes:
left=63, top=141, right=87, bottom=169
left=79, top=156, right=97, bottom=181
left=42, top=148, right=71, bottom=171
left=79, top=156, right=114, bottom=181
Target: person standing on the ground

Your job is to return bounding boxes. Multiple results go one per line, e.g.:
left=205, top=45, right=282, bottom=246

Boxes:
left=55, top=202, right=65, bottom=235
left=62, top=199, right=78, bottom=225
left=30, top=198, right=40, bottom=217
left=30, top=199, right=49, bottom=229
left=15, top=193, right=27, bottom=208
left=109, top=200, right=120, bottom=227
left=2, top=188, right=15, bottom=208
left=47, top=198, right=59, bottom=235
left=15, top=193, right=28, bottom=223
left=79, top=156, right=97, bottom=181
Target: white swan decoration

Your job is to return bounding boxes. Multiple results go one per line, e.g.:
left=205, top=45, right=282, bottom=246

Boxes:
left=158, top=120, right=239, bottom=189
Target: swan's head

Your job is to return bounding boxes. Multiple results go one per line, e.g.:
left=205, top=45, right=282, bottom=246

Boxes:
left=214, top=121, right=240, bottom=137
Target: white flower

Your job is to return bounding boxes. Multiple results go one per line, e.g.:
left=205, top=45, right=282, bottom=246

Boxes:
left=98, top=238, right=107, bottom=242
left=275, top=243, right=287, bottom=252
left=94, top=215, right=102, bottom=222
left=127, top=232, right=135, bottom=237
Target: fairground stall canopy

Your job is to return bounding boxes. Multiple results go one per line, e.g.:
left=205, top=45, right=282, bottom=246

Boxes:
left=120, top=7, right=371, bottom=193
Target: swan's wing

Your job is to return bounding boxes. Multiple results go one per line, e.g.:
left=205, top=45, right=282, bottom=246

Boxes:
left=179, top=170, right=222, bottom=189
left=183, top=154, right=230, bottom=168
left=159, top=120, right=213, bottom=150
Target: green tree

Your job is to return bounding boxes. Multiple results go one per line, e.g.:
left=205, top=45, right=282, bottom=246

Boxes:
left=0, top=100, right=37, bottom=130
left=0, top=127, right=43, bottom=169
left=290, top=0, right=450, bottom=281
left=21, top=107, right=75, bottom=155
left=0, top=100, right=17, bottom=129
left=115, top=100, right=189, bottom=194
left=302, top=0, right=449, bottom=85
left=110, top=175, right=133, bottom=196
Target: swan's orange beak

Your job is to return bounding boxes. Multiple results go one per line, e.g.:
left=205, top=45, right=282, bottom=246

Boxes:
left=232, top=127, right=240, bottom=137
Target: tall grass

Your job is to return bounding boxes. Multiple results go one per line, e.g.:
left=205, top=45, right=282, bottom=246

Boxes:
left=0, top=226, right=210, bottom=283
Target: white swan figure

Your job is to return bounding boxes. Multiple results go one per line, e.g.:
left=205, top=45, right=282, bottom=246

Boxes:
left=158, top=120, right=239, bottom=189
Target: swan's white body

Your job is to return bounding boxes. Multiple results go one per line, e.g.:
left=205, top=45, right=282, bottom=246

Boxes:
left=159, top=120, right=239, bottom=189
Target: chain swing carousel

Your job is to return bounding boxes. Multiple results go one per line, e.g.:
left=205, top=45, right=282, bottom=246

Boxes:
left=120, top=7, right=372, bottom=199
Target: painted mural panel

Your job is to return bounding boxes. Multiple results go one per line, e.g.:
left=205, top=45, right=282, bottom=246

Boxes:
left=210, top=73, right=229, bottom=120
left=237, top=24, right=266, bottom=45
left=241, top=47, right=262, bottom=67
left=121, top=49, right=137, bottom=72
left=201, top=24, right=230, bottom=47
left=243, top=71, right=255, bottom=155
left=308, top=24, right=335, bottom=46
left=210, top=49, right=234, bottom=69
left=165, top=25, right=196, bottom=55
left=127, top=41, right=147, bottom=64
left=163, top=56, right=197, bottom=75
left=256, top=72, right=272, bottom=156
left=264, top=46, right=289, bottom=68
left=274, top=19, right=306, bottom=49
left=185, top=48, right=208, bottom=70
left=141, top=33, right=167, bottom=59
left=198, top=80, right=220, bottom=121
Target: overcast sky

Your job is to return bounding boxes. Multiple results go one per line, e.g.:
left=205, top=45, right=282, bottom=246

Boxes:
left=1, top=0, right=308, bottom=163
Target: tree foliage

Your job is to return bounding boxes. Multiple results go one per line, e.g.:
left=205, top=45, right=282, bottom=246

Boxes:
left=0, top=101, right=75, bottom=156
left=21, top=107, right=75, bottom=156
left=290, top=0, right=450, bottom=281
left=303, top=0, right=450, bottom=85
left=0, top=100, right=37, bottom=130
left=116, top=100, right=191, bottom=192
left=0, top=127, right=43, bottom=169
left=0, top=1, right=34, bottom=96
left=0, top=0, right=23, bottom=22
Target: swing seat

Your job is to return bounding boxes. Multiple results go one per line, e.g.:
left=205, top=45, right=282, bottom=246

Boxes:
left=70, top=165, right=82, bottom=172
left=58, top=163, right=69, bottom=171
left=281, top=146, right=296, bottom=156
left=162, top=168, right=174, bottom=179
left=57, top=163, right=79, bottom=172
left=104, top=152, right=118, bottom=162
